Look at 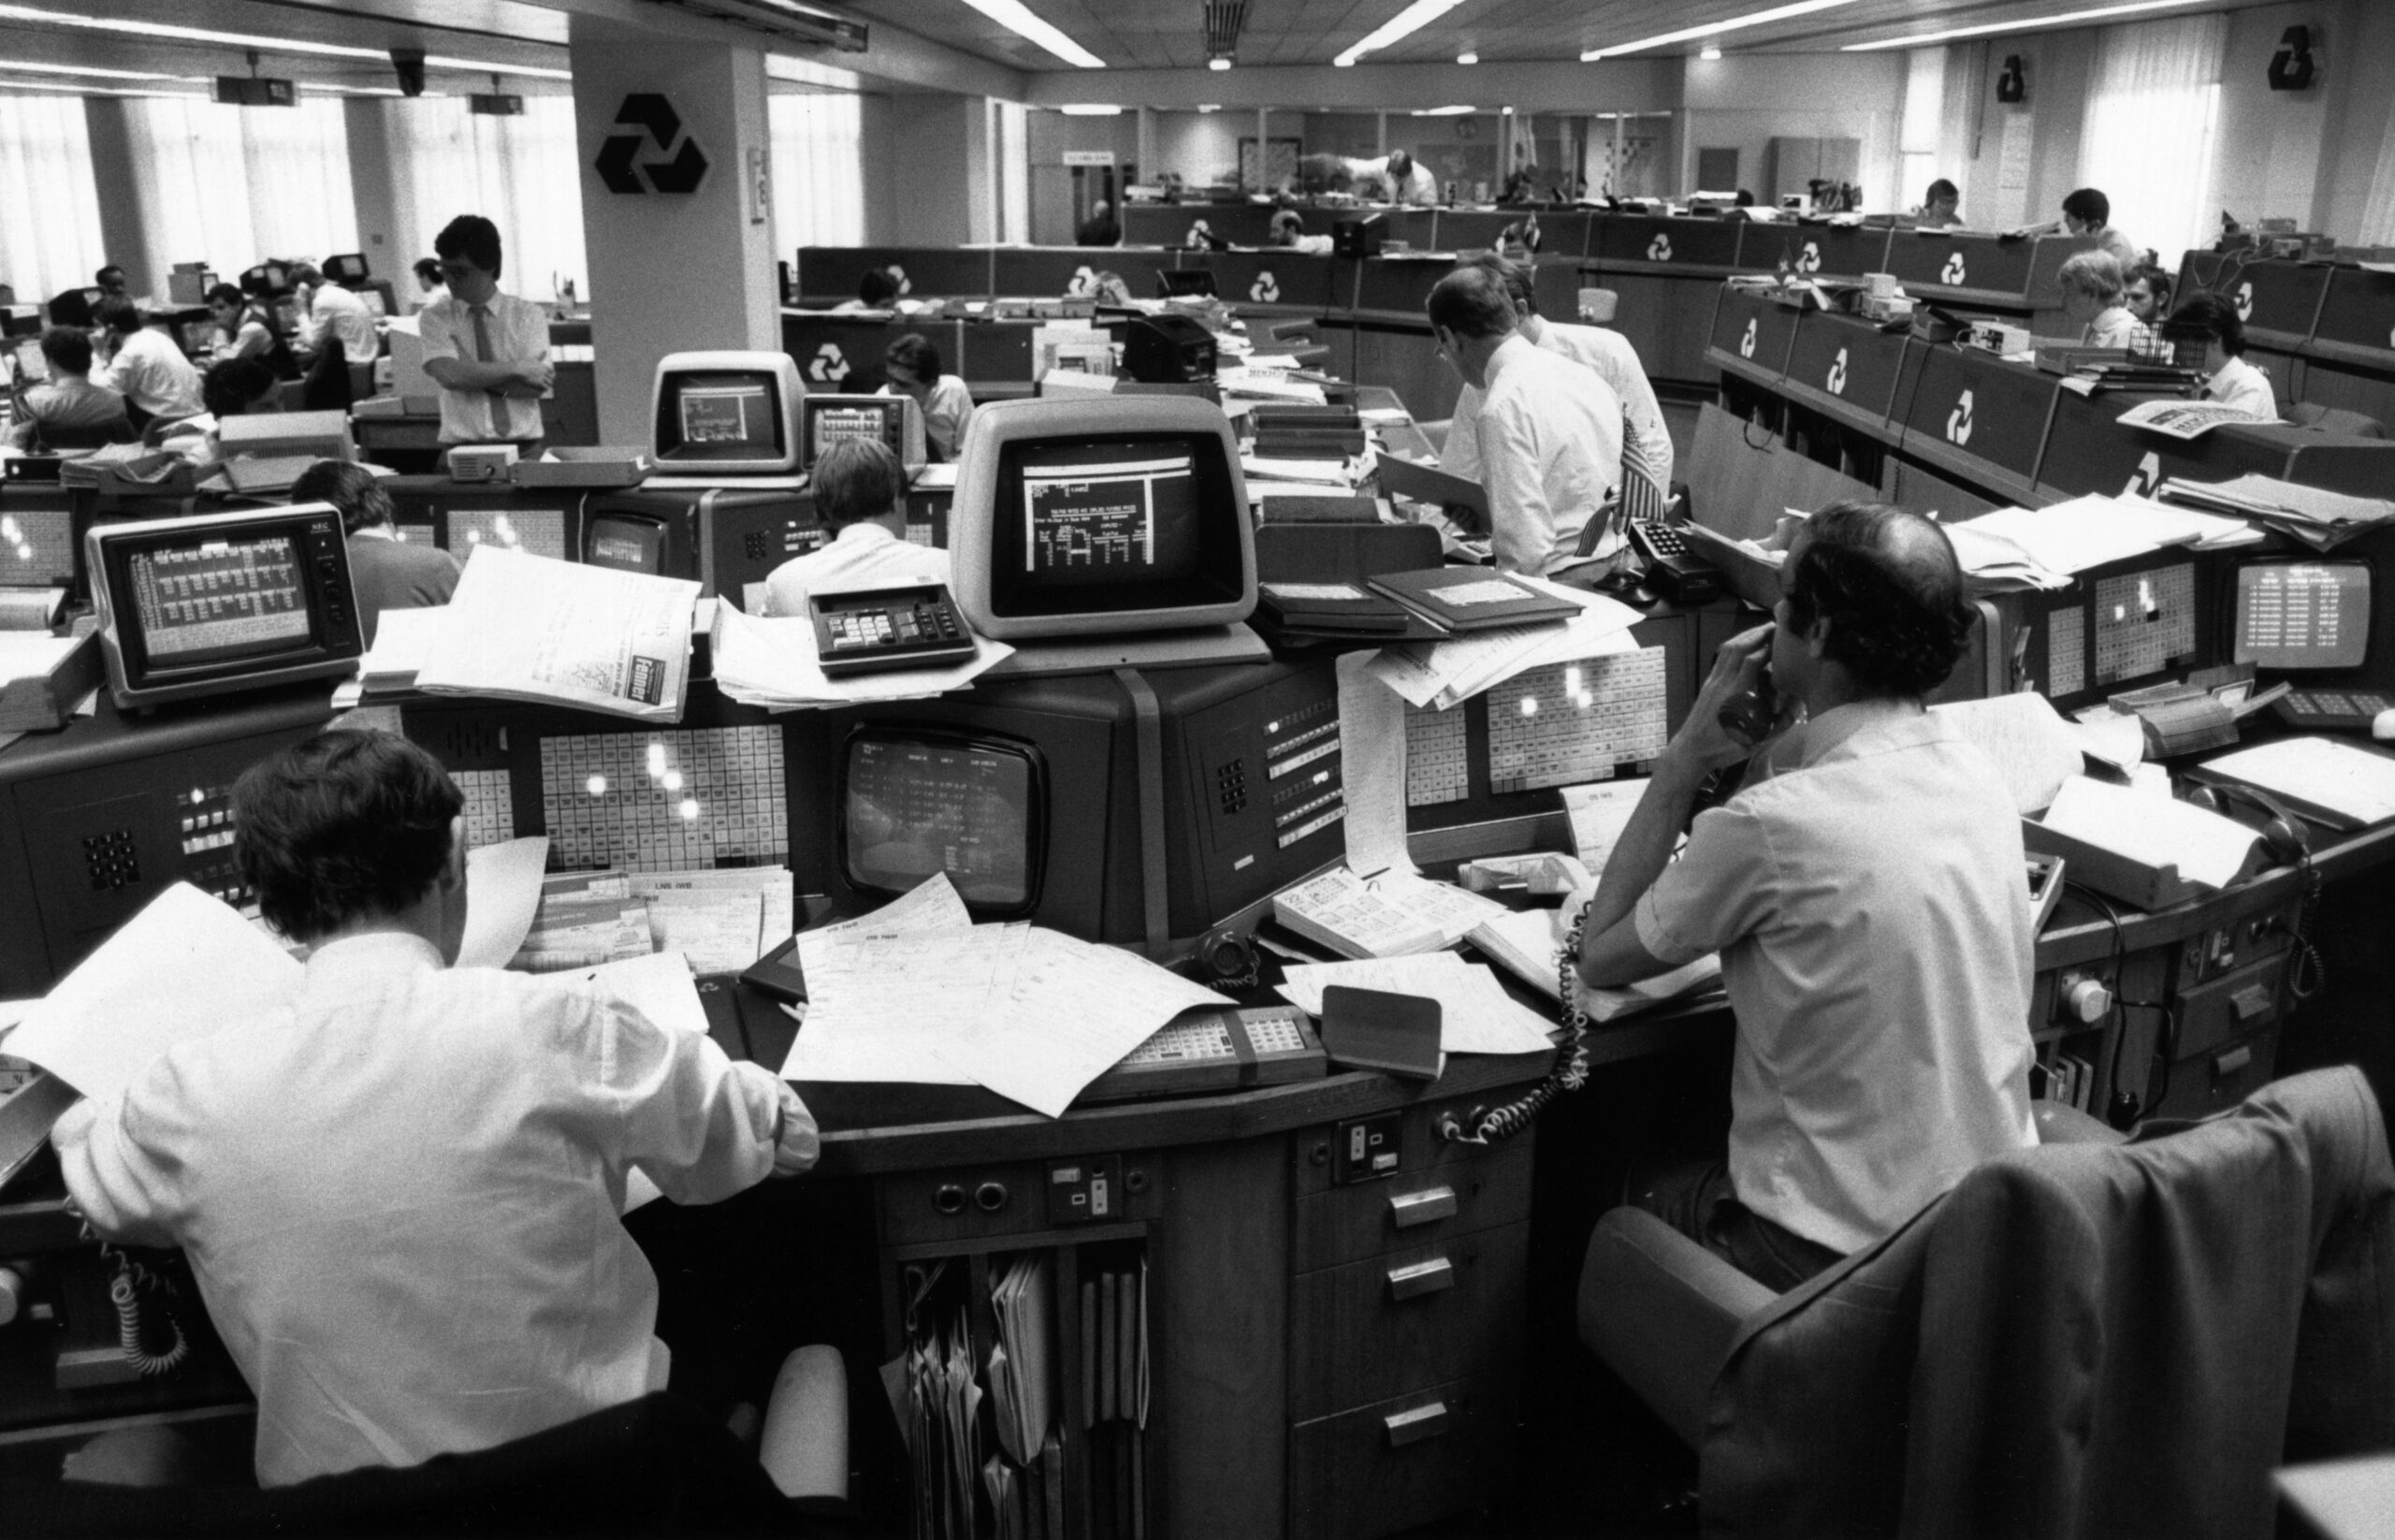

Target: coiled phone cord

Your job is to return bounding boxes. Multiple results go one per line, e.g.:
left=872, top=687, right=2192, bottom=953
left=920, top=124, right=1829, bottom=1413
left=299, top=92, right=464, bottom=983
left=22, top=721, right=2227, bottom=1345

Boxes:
left=89, top=1235, right=190, bottom=1376
left=1439, top=898, right=1594, bottom=1146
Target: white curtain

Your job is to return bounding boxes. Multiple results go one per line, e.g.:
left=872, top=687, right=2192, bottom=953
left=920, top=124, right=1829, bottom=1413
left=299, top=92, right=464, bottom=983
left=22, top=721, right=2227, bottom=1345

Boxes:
left=1898, top=47, right=1945, bottom=215
left=768, top=92, right=865, bottom=250
left=996, top=99, right=1029, bottom=244
left=2360, top=104, right=2395, bottom=247
left=381, top=95, right=587, bottom=303
left=127, top=96, right=357, bottom=274
left=0, top=94, right=108, bottom=303
left=2079, top=14, right=2227, bottom=270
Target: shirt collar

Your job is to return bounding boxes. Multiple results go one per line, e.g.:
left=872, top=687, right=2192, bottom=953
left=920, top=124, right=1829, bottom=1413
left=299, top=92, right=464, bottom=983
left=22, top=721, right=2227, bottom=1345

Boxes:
left=1754, top=700, right=1943, bottom=779
left=302, top=930, right=446, bottom=982
left=831, top=521, right=899, bottom=548
left=1484, top=332, right=1537, bottom=385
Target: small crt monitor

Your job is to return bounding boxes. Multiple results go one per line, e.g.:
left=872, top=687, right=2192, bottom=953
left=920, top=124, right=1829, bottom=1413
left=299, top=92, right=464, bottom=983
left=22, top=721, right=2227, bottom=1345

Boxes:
left=87, top=504, right=364, bottom=709
left=799, top=393, right=926, bottom=473
left=583, top=491, right=700, bottom=579
left=840, top=726, right=1045, bottom=915
left=2232, top=559, right=2371, bottom=671
left=651, top=350, right=805, bottom=474
left=949, top=395, right=1255, bottom=641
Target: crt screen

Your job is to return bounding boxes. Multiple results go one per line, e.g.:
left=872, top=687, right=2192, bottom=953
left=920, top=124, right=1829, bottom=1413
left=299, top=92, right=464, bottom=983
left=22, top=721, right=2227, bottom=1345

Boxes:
left=129, top=535, right=310, bottom=665
left=2235, top=562, right=2371, bottom=671
left=844, top=734, right=1037, bottom=910
left=671, top=372, right=778, bottom=454
left=807, top=400, right=900, bottom=463
left=1018, top=444, right=1199, bottom=588
left=587, top=516, right=664, bottom=574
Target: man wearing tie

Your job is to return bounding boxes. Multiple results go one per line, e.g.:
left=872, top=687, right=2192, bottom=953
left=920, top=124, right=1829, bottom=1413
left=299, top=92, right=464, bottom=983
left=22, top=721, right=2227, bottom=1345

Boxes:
left=418, top=214, right=552, bottom=461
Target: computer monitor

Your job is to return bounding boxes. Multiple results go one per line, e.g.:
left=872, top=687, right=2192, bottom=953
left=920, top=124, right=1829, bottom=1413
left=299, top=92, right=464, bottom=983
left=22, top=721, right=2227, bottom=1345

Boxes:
left=10, top=338, right=46, bottom=385
left=789, top=657, right=1346, bottom=949
left=798, top=393, right=927, bottom=473
left=242, top=262, right=294, bottom=297
left=173, top=317, right=216, bottom=357
left=582, top=491, right=700, bottom=579
left=2232, top=559, right=2371, bottom=672
left=322, top=253, right=370, bottom=284
left=1155, top=269, right=1217, bottom=299
left=947, top=395, right=1255, bottom=642
left=651, top=350, right=806, bottom=475
left=0, top=501, right=83, bottom=592
left=86, top=504, right=365, bottom=709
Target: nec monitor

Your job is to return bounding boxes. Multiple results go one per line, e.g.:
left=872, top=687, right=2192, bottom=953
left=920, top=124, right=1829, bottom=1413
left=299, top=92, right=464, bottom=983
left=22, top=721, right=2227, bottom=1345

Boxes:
left=582, top=492, right=700, bottom=579
left=948, top=395, right=1254, bottom=641
left=799, top=393, right=926, bottom=473
left=651, top=350, right=806, bottom=475
left=2232, top=560, right=2371, bottom=672
left=86, top=504, right=364, bottom=709
left=699, top=488, right=826, bottom=610
left=322, top=254, right=370, bottom=284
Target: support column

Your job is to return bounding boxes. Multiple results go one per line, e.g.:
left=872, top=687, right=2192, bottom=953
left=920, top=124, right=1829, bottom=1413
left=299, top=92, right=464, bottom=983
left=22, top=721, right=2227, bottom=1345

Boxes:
left=569, top=18, right=779, bottom=445
left=81, top=99, right=161, bottom=297
left=343, top=99, right=410, bottom=289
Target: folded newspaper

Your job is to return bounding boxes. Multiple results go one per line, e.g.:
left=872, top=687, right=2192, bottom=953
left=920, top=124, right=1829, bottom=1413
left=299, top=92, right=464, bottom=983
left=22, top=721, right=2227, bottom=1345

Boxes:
left=413, top=544, right=699, bottom=721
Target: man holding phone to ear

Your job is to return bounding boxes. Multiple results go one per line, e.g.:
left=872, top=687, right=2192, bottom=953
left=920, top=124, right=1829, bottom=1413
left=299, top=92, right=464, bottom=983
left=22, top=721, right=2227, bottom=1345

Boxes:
left=1569, top=501, right=2038, bottom=1288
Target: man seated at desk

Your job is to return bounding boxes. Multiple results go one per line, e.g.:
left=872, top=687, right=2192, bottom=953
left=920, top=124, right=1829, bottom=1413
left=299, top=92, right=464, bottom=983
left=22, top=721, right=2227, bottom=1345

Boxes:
left=5, top=327, right=131, bottom=451
left=2174, top=291, right=2279, bottom=421
left=1425, top=265, right=1623, bottom=576
left=879, top=332, right=974, bottom=462
left=1569, top=501, right=2038, bottom=1288
left=51, top=730, right=820, bottom=1486
left=763, top=437, right=948, bottom=617
left=95, top=297, right=203, bottom=430
left=2015, top=186, right=2141, bottom=271
left=293, top=458, right=462, bottom=646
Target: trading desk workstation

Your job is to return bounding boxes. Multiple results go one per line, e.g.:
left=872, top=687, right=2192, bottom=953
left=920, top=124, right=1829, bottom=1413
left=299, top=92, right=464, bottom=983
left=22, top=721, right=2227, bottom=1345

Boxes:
left=5, top=241, right=2395, bottom=1539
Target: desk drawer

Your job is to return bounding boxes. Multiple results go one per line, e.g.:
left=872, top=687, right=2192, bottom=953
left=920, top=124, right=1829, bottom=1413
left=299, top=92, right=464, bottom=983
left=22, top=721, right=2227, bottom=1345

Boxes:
left=1293, top=1142, right=1532, bottom=1271
left=878, top=1152, right=1162, bottom=1249
left=1287, top=1368, right=1518, bottom=1540
left=1291, top=1221, right=1528, bottom=1423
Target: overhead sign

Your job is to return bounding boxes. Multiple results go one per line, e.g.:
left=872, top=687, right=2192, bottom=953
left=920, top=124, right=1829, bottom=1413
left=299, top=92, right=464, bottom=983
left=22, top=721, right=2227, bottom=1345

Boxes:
left=1063, top=150, right=1113, bottom=167
left=595, top=93, right=710, bottom=196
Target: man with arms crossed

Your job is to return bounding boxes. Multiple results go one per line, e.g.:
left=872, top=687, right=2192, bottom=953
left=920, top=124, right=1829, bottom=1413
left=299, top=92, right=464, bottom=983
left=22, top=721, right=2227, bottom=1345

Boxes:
left=53, top=730, right=819, bottom=1485
left=1572, top=502, right=2037, bottom=1288
left=419, top=213, right=552, bottom=459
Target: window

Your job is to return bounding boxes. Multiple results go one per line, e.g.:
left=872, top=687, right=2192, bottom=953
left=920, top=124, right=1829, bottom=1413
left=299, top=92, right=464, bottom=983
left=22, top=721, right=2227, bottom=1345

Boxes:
left=383, top=95, right=588, bottom=303
left=769, top=91, right=865, bottom=249
left=1898, top=48, right=1946, bottom=216
left=127, top=96, right=357, bottom=275
left=0, top=93, right=108, bottom=302
left=2079, top=14, right=2227, bottom=268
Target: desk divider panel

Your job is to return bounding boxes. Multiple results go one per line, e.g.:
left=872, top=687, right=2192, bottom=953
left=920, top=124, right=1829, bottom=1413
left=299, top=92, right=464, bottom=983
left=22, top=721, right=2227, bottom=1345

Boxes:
left=956, top=321, right=1038, bottom=387
left=2226, top=261, right=2333, bottom=354
left=992, top=247, right=1141, bottom=299
left=1183, top=251, right=1336, bottom=313
left=794, top=247, right=993, bottom=306
left=1778, top=310, right=1909, bottom=436
left=1706, top=285, right=1801, bottom=388
left=1738, top=222, right=1894, bottom=283
left=1373, top=210, right=1440, bottom=252
left=779, top=312, right=914, bottom=393
left=1122, top=202, right=1282, bottom=250
left=1894, top=342, right=2059, bottom=507
left=2036, top=388, right=2182, bottom=501
left=2308, top=269, right=2395, bottom=371
left=1354, top=257, right=1452, bottom=319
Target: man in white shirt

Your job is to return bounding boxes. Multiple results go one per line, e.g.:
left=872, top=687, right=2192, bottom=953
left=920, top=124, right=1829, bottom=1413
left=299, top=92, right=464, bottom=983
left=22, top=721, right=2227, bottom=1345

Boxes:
left=2015, top=185, right=2140, bottom=272
left=1425, top=265, right=1623, bottom=575
left=2174, top=292, right=2280, bottom=420
left=1333, top=151, right=1439, bottom=206
left=417, top=214, right=553, bottom=453
left=1443, top=254, right=1672, bottom=515
left=764, top=437, right=947, bottom=617
left=294, top=265, right=379, bottom=366
left=94, top=297, right=203, bottom=429
left=879, top=332, right=975, bottom=464
left=1570, top=501, right=2038, bottom=1288
left=52, top=729, right=818, bottom=1487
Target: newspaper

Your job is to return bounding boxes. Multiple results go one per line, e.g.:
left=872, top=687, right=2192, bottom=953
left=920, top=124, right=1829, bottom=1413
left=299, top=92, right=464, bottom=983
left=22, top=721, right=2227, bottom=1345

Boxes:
left=414, top=544, right=699, bottom=721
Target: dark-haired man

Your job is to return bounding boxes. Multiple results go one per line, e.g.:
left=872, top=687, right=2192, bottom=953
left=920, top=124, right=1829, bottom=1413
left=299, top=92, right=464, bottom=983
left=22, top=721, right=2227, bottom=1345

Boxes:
left=1917, top=177, right=1961, bottom=228
left=291, top=458, right=461, bottom=644
left=762, top=437, right=947, bottom=617
left=52, top=730, right=818, bottom=1486
left=95, top=296, right=202, bottom=428
left=2017, top=186, right=2139, bottom=271
left=4, top=327, right=130, bottom=451
left=1572, top=502, right=2038, bottom=1287
left=2173, top=291, right=2278, bottom=420
left=419, top=213, right=551, bottom=457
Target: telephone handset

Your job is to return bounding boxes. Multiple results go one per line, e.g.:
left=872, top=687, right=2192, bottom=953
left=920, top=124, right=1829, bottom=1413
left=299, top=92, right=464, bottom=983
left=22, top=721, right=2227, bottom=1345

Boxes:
left=1717, top=671, right=1780, bottom=748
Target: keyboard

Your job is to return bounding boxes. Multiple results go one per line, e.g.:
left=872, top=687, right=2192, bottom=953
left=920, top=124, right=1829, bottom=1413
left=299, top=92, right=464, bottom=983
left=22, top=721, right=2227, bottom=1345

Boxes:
left=2273, top=688, right=2395, bottom=733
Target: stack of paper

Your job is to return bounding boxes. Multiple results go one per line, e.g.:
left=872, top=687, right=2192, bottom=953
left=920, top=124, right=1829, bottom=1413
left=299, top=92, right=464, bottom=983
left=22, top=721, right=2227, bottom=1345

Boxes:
left=1270, top=866, right=1505, bottom=959
left=414, top=545, right=699, bottom=721
left=986, top=1256, right=1056, bottom=1466
left=2196, top=737, right=2395, bottom=831
left=1215, top=368, right=1328, bottom=405
left=1463, top=906, right=1723, bottom=1022
left=630, top=867, right=794, bottom=973
left=777, top=875, right=1232, bottom=1117
left=1561, top=783, right=1646, bottom=873
left=1275, top=951, right=1557, bottom=1055
left=1364, top=580, right=1645, bottom=711
left=354, top=605, right=447, bottom=693
left=513, top=869, right=655, bottom=972
left=1946, top=495, right=2258, bottom=581
left=2159, top=474, right=2395, bottom=552
left=2038, top=776, right=2264, bottom=894
left=711, top=603, right=1012, bottom=712
left=1238, top=454, right=1355, bottom=488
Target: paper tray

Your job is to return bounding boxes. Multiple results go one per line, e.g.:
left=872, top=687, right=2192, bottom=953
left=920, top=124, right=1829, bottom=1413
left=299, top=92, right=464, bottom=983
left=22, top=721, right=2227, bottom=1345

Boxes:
left=2019, top=816, right=2257, bottom=912
left=511, top=448, right=654, bottom=488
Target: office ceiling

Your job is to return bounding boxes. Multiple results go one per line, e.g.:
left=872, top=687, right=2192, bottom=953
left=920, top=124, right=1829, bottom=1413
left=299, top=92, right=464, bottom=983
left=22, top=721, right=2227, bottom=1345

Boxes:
left=837, top=0, right=2264, bottom=71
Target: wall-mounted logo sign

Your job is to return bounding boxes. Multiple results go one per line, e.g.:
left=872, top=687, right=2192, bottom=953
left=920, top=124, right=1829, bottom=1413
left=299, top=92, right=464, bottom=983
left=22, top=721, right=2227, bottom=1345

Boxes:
left=808, top=342, right=849, bottom=384
left=595, top=93, right=709, bottom=196
left=2234, top=282, right=2255, bottom=322
left=1796, top=241, right=1822, bottom=274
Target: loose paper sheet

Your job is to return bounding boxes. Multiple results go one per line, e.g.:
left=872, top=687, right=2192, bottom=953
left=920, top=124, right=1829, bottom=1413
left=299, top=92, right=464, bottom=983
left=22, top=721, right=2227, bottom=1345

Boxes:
left=1276, top=952, right=1556, bottom=1056
left=1338, top=650, right=1414, bottom=876
left=457, top=835, right=550, bottom=969
left=2041, top=776, right=2261, bottom=890
left=1561, top=782, right=1646, bottom=873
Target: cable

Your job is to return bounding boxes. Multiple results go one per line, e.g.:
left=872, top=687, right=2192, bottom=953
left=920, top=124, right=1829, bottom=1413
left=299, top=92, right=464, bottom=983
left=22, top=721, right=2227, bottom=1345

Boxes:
left=1438, top=898, right=1593, bottom=1147
left=99, top=1246, right=189, bottom=1377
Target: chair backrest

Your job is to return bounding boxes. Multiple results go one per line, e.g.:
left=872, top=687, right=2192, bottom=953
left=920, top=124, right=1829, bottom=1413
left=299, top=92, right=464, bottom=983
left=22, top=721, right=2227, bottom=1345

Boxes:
left=1701, top=1067, right=2395, bottom=1540
left=36, top=416, right=137, bottom=453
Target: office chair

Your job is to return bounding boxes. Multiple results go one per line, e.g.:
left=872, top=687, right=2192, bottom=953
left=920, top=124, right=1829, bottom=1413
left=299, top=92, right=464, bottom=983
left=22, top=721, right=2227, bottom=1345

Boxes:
left=301, top=338, right=353, bottom=414
left=2284, top=401, right=2386, bottom=439
left=1578, top=1068, right=2395, bottom=1540
left=7, top=1345, right=854, bottom=1537
left=31, top=417, right=137, bottom=454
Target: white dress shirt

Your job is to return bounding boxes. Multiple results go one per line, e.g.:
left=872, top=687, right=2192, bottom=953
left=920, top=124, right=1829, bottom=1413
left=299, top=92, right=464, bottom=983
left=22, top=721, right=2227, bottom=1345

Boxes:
left=303, top=283, right=380, bottom=363
left=53, top=932, right=804, bottom=1487
left=2082, top=306, right=2150, bottom=352
left=1633, top=705, right=2039, bottom=1255
left=101, top=327, right=203, bottom=419
left=418, top=291, right=550, bottom=443
left=2206, top=355, right=2279, bottom=420
left=762, top=520, right=951, bottom=617
left=1469, top=333, right=1624, bottom=574
left=1530, top=319, right=1675, bottom=494
left=878, top=376, right=975, bottom=461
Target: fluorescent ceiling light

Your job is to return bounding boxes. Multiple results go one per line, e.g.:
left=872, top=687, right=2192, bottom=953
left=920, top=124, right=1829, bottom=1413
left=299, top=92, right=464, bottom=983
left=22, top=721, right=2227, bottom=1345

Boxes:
left=1057, top=103, right=1122, bottom=115
left=0, top=76, right=203, bottom=94
left=1582, top=0, right=1864, bottom=61
left=1699, top=44, right=1722, bottom=59
left=1841, top=0, right=2215, bottom=51
left=1410, top=104, right=1473, bottom=116
left=1455, top=51, right=1476, bottom=65
left=1197, top=103, right=1220, bottom=112
left=1208, top=56, right=1230, bottom=70
left=0, top=4, right=571, bottom=79
left=956, top=0, right=1104, bottom=68
left=1335, top=0, right=1466, bottom=68
left=0, top=56, right=198, bottom=80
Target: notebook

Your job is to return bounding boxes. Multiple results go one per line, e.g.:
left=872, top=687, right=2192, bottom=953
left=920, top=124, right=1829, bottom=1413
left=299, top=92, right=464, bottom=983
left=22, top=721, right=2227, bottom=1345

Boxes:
left=1367, top=567, right=1581, bottom=632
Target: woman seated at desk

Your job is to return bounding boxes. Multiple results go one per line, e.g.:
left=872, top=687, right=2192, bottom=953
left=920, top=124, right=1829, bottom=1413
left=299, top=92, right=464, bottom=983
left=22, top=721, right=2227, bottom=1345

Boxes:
left=2056, top=252, right=2149, bottom=352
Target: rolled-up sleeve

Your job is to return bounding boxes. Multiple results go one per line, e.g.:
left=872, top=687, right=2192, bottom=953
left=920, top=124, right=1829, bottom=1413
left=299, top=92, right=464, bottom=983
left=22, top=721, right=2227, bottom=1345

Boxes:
left=53, top=1082, right=188, bottom=1250
left=594, top=995, right=780, bottom=1205
left=1634, top=801, right=1777, bottom=966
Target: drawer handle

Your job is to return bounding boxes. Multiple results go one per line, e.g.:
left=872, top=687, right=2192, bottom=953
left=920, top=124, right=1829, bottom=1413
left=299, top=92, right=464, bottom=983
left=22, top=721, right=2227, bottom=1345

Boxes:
left=1388, top=1185, right=1458, bottom=1228
left=1385, top=1401, right=1450, bottom=1447
left=1386, top=1256, right=1455, bottom=1300
left=2214, top=1044, right=2254, bottom=1079
left=2230, top=985, right=2273, bottom=1025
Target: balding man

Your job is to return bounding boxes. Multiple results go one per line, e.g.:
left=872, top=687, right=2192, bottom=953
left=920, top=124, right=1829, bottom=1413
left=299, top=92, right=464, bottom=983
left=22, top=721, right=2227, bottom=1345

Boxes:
left=1441, top=254, right=1673, bottom=516
left=1572, top=501, right=2038, bottom=1288
left=1425, top=265, right=1624, bottom=575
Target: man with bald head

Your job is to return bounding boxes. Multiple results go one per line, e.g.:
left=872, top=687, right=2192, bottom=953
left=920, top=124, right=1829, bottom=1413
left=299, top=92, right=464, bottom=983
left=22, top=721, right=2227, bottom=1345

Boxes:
left=1570, top=501, right=2039, bottom=1287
